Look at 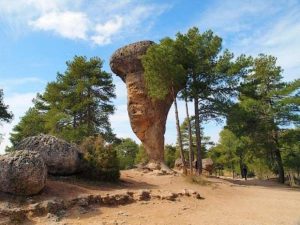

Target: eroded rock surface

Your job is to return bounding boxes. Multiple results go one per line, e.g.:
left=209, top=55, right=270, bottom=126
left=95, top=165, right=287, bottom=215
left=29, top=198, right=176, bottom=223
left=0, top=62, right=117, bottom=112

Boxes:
left=0, top=150, right=47, bottom=195
left=16, top=134, right=81, bottom=175
left=202, top=158, right=214, bottom=174
left=110, top=41, right=180, bottom=168
left=175, top=158, right=214, bottom=174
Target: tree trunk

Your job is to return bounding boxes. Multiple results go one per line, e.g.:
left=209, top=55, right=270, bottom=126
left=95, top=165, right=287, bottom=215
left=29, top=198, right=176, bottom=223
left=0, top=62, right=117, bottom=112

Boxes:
left=239, top=154, right=243, bottom=178
left=273, top=129, right=285, bottom=183
left=87, top=88, right=92, bottom=136
left=194, top=97, right=202, bottom=175
left=184, top=95, right=194, bottom=174
left=73, top=114, right=76, bottom=128
left=173, top=88, right=187, bottom=175
left=232, top=162, right=235, bottom=179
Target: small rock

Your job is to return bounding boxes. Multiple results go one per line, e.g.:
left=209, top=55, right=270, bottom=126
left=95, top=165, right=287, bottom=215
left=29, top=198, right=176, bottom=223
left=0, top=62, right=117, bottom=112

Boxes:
left=79, top=206, right=89, bottom=214
left=161, top=193, right=178, bottom=201
left=195, top=193, right=202, bottom=199
left=136, top=190, right=151, bottom=201
left=46, top=213, right=60, bottom=222
left=77, top=197, right=89, bottom=207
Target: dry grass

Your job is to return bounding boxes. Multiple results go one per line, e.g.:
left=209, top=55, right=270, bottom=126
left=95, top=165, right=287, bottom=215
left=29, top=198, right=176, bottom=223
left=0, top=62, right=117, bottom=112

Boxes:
left=185, top=174, right=212, bottom=186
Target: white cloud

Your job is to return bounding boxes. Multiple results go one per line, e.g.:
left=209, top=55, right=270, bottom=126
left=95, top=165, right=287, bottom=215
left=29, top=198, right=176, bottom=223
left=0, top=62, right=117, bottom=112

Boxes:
left=196, top=0, right=300, bottom=82
left=91, top=16, right=123, bottom=45
left=30, top=11, right=89, bottom=40
left=0, top=0, right=170, bottom=45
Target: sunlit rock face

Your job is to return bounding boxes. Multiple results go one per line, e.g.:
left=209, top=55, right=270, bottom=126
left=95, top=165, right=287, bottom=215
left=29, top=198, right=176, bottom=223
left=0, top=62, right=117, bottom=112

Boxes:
left=110, top=41, right=177, bottom=167
left=0, top=150, right=47, bottom=196
left=16, top=134, right=81, bottom=175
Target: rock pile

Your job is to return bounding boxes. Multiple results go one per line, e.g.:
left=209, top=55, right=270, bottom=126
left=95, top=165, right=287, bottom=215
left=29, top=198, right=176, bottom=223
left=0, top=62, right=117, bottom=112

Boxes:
left=0, top=189, right=203, bottom=223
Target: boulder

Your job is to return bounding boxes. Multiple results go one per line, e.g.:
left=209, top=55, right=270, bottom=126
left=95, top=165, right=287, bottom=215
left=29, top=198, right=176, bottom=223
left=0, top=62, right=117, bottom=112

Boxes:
left=0, top=150, right=47, bottom=195
left=202, top=158, right=214, bottom=174
left=16, top=134, right=81, bottom=175
left=175, top=158, right=214, bottom=174
left=110, top=41, right=184, bottom=168
left=175, top=158, right=188, bottom=169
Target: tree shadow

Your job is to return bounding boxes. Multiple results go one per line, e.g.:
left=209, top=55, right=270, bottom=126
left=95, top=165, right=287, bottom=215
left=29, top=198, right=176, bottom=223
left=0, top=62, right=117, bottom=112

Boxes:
left=219, top=177, right=300, bottom=192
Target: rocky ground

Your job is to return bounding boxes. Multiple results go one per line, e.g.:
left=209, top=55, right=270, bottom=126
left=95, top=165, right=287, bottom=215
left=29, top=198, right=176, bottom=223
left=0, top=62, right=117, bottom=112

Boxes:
left=0, top=169, right=299, bottom=225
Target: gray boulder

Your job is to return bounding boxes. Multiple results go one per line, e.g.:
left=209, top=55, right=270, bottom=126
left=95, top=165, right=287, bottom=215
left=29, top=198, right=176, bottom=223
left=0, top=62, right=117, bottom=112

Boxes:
left=0, top=150, right=47, bottom=195
left=175, top=158, right=214, bottom=174
left=16, top=134, right=81, bottom=175
left=202, top=158, right=214, bottom=174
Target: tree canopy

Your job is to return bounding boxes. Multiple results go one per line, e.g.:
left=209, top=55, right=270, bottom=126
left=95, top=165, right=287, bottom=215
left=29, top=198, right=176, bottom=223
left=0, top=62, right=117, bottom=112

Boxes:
left=10, top=56, right=116, bottom=145
left=0, top=90, right=13, bottom=124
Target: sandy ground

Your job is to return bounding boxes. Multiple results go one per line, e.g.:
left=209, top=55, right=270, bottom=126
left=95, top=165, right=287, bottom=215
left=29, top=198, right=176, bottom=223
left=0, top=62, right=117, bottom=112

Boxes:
left=2, top=169, right=300, bottom=225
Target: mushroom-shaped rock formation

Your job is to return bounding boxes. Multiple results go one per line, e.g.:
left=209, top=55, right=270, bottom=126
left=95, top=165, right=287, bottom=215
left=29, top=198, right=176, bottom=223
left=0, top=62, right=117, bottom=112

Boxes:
left=0, top=150, right=47, bottom=195
left=16, top=134, right=82, bottom=175
left=110, top=41, right=181, bottom=170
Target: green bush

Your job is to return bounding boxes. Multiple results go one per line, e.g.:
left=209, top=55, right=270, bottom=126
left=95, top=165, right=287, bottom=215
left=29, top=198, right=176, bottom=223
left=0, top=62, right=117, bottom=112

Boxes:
left=135, top=145, right=149, bottom=164
left=115, top=138, right=139, bottom=170
left=164, top=145, right=176, bottom=168
left=80, top=135, right=120, bottom=182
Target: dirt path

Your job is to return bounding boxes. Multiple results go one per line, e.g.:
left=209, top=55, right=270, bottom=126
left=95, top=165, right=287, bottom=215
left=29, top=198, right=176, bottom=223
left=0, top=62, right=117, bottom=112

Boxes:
left=4, top=169, right=300, bottom=225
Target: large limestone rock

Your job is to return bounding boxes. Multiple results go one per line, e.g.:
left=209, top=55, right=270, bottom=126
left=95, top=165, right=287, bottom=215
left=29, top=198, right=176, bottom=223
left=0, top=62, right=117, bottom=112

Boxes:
left=110, top=41, right=180, bottom=169
left=202, top=158, right=214, bottom=174
left=175, top=158, right=214, bottom=174
left=0, top=150, right=47, bottom=195
left=16, top=134, right=81, bottom=175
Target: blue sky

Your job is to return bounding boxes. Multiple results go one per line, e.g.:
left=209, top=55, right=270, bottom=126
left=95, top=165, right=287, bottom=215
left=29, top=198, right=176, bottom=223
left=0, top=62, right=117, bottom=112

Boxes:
left=0, top=0, right=299, bottom=153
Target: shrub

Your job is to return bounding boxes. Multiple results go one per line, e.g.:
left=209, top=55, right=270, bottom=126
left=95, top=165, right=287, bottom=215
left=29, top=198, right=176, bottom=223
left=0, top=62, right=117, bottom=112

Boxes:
left=164, top=145, right=176, bottom=168
left=115, top=138, right=139, bottom=170
left=80, top=135, right=120, bottom=182
left=135, top=145, right=149, bottom=164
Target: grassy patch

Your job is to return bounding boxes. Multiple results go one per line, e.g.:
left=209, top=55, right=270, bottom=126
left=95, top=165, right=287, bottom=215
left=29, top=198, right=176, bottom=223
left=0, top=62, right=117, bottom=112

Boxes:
left=185, top=175, right=212, bottom=186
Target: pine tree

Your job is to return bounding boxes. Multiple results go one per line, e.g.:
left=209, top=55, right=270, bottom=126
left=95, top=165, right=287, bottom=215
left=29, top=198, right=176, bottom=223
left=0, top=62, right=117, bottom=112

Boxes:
left=227, top=55, right=300, bottom=183
left=12, top=56, right=116, bottom=144
left=0, top=89, right=13, bottom=123
left=0, top=89, right=13, bottom=144
left=175, top=27, right=251, bottom=174
left=142, top=38, right=188, bottom=173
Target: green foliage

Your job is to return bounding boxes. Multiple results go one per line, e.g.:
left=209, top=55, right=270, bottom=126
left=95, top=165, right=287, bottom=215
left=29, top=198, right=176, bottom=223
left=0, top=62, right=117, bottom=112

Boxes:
left=164, top=145, right=176, bottom=168
left=0, top=90, right=13, bottom=142
left=10, top=107, right=48, bottom=147
left=115, top=138, right=139, bottom=170
left=281, top=128, right=300, bottom=173
left=248, top=158, right=273, bottom=179
left=134, top=145, right=149, bottom=165
left=226, top=54, right=300, bottom=182
left=11, top=56, right=116, bottom=145
left=142, top=38, right=186, bottom=100
left=0, top=90, right=13, bottom=122
left=180, top=117, right=213, bottom=158
left=176, top=27, right=251, bottom=121
left=80, top=135, right=120, bottom=182
left=208, top=129, right=241, bottom=173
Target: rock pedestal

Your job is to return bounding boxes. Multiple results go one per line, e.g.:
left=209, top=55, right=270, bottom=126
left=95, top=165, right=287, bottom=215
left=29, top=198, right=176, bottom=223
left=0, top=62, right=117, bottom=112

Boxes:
left=110, top=41, right=177, bottom=169
left=0, top=150, right=47, bottom=195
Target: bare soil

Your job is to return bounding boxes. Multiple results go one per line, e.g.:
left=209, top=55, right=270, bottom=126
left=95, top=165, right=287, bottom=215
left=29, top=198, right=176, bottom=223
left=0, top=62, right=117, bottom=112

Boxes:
left=1, top=169, right=300, bottom=225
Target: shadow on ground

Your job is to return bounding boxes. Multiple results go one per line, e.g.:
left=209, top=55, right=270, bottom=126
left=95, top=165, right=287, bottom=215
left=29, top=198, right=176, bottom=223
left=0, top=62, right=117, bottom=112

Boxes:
left=215, top=176, right=300, bottom=192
